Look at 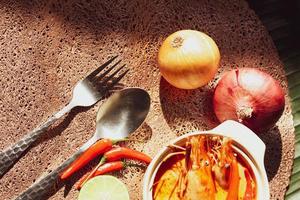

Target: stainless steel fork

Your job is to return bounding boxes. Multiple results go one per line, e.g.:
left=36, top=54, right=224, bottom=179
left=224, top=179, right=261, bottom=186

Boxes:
left=0, top=56, right=129, bottom=177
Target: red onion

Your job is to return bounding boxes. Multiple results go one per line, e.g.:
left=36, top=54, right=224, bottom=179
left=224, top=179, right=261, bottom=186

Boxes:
left=213, top=68, right=285, bottom=132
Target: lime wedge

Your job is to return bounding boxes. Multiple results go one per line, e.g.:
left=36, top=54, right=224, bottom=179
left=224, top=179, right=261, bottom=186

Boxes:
left=78, top=175, right=130, bottom=200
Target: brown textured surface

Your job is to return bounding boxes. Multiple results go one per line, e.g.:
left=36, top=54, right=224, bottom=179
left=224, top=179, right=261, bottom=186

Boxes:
left=0, top=0, right=295, bottom=199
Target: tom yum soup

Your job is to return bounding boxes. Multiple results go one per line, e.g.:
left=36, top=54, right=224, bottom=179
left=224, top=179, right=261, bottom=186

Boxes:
left=153, top=135, right=256, bottom=200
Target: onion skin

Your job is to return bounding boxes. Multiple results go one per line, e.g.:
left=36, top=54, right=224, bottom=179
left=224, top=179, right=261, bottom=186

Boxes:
left=158, top=30, right=220, bottom=89
left=213, top=68, right=285, bottom=131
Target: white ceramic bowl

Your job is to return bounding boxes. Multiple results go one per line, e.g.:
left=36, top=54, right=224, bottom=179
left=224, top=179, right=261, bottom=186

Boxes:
left=143, top=120, right=270, bottom=200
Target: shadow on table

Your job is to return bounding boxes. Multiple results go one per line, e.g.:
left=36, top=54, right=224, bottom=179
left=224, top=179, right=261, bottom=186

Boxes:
left=159, top=77, right=219, bottom=135
left=258, top=126, right=283, bottom=181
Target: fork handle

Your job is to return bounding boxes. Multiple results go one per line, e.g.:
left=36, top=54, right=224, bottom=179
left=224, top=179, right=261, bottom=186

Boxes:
left=15, top=149, right=83, bottom=200
left=0, top=103, right=74, bottom=177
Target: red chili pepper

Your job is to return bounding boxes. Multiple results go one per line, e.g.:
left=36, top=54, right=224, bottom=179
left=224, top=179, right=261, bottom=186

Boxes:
left=76, top=161, right=124, bottom=190
left=243, top=169, right=254, bottom=200
left=60, top=138, right=113, bottom=180
left=104, top=147, right=152, bottom=163
left=78, top=147, right=152, bottom=187
left=226, top=157, right=239, bottom=200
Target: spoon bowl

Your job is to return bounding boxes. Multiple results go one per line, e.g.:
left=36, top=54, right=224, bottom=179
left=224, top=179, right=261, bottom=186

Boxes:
left=82, top=87, right=151, bottom=150
left=95, top=87, right=151, bottom=140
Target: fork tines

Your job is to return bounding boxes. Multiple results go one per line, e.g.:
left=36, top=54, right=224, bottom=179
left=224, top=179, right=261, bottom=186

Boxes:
left=87, top=56, right=129, bottom=91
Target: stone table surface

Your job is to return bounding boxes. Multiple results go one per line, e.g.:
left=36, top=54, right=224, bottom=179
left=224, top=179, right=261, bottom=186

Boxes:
left=0, top=0, right=295, bottom=199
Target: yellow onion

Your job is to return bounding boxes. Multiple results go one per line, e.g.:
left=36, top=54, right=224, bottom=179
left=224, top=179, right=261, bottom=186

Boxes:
left=158, top=30, right=220, bottom=89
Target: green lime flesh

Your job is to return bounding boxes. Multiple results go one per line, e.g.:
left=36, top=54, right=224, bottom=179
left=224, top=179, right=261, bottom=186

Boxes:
left=78, top=175, right=130, bottom=200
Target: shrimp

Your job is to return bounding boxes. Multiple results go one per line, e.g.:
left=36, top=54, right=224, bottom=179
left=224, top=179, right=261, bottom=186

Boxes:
left=182, top=136, right=215, bottom=200
left=211, top=138, right=240, bottom=200
left=153, top=135, right=244, bottom=200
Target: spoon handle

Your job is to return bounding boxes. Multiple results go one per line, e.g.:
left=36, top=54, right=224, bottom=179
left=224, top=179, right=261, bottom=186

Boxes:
left=15, top=149, right=83, bottom=200
left=0, top=103, right=74, bottom=178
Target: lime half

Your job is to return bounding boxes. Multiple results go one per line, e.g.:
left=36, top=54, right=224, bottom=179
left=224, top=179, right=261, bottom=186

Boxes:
left=78, top=175, right=130, bottom=200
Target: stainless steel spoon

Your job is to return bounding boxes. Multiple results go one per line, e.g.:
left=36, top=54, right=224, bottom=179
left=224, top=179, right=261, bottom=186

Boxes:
left=15, top=87, right=151, bottom=200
